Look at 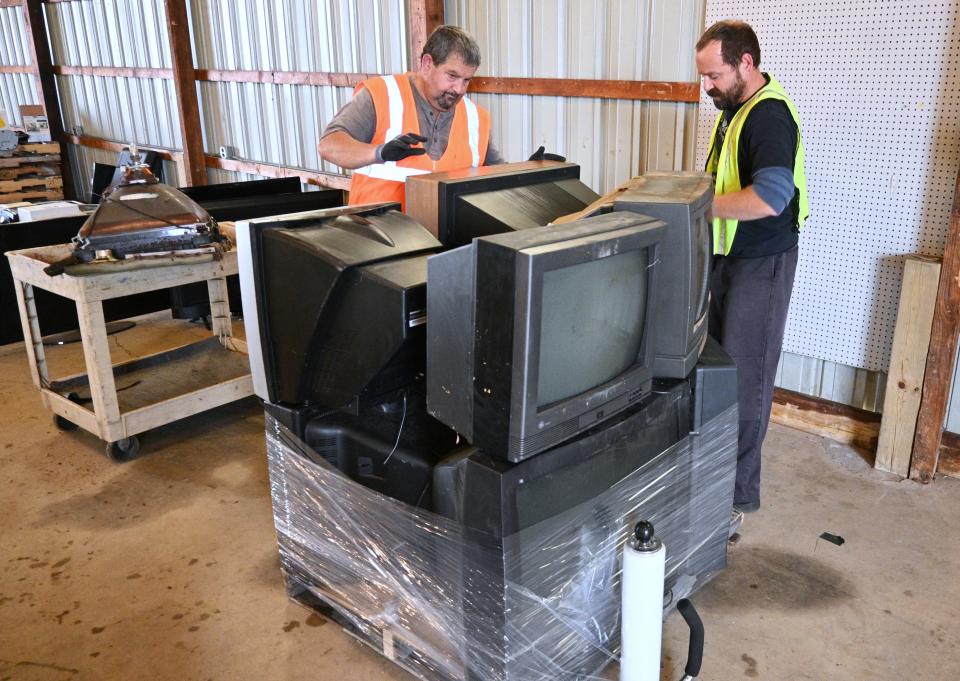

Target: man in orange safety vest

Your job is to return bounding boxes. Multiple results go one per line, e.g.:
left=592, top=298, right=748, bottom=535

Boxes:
left=319, top=25, right=505, bottom=211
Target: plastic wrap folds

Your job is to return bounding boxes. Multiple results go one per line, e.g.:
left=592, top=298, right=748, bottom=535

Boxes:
left=266, top=399, right=738, bottom=681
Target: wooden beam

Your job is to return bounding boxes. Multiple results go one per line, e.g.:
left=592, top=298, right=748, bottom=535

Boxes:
left=0, top=64, right=33, bottom=74
left=911, top=166, right=960, bottom=482
left=54, top=65, right=173, bottom=79
left=875, top=255, right=941, bottom=477
left=204, top=155, right=350, bottom=191
left=938, top=431, right=960, bottom=478
left=63, top=133, right=181, bottom=161
left=195, top=69, right=373, bottom=88
left=163, top=0, right=205, bottom=186
left=63, top=133, right=348, bottom=190
left=0, top=0, right=22, bottom=8
left=44, top=63, right=704, bottom=104
left=407, top=0, right=444, bottom=69
left=469, top=77, right=701, bottom=103
left=771, top=388, right=881, bottom=459
left=22, top=0, right=75, bottom=199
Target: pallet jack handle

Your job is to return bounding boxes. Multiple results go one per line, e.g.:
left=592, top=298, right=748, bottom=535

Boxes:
left=676, top=598, right=704, bottom=680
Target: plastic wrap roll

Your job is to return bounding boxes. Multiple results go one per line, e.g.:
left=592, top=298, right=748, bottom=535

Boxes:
left=620, top=523, right=666, bottom=681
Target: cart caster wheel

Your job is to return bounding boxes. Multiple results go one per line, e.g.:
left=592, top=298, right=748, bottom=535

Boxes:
left=106, top=436, right=140, bottom=462
left=54, top=414, right=78, bottom=431
left=54, top=392, right=82, bottom=431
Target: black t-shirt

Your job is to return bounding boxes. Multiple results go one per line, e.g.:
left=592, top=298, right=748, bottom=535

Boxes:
left=717, top=95, right=800, bottom=257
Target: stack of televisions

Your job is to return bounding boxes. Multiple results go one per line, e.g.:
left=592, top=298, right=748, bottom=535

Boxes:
left=238, top=161, right=740, bottom=681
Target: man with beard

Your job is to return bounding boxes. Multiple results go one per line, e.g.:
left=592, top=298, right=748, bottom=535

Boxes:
left=319, top=25, right=503, bottom=210
left=696, top=21, right=809, bottom=516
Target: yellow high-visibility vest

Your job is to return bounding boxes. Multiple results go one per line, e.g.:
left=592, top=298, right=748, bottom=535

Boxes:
left=705, top=75, right=808, bottom=255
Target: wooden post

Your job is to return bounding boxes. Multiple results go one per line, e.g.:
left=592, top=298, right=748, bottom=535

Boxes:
left=875, top=256, right=941, bottom=477
left=163, top=0, right=206, bottom=186
left=407, top=0, right=444, bottom=69
left=911, top=166, right=960, bottom=482
left=21, top=0, right=75, bottom=199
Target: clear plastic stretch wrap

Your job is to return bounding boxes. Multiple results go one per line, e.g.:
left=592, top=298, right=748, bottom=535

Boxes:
left=266, top=394, right=737, bottom=681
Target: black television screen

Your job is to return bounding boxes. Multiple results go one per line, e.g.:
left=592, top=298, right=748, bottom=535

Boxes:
left=613, top=171, right=713, bottom=378
left=426, top=212, right=667, bottom=462
left=237, top=203, right=442, bottom=409
left=536, top=248, right=648, bottom=407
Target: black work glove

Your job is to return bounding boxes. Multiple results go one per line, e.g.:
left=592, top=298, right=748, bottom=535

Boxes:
left=528, top=145, right=566, bottom=162
left=378, top=132, right=428, bottom=162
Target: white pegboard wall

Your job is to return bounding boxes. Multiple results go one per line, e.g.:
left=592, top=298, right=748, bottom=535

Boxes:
left=696, top=0, right=960, bottom=372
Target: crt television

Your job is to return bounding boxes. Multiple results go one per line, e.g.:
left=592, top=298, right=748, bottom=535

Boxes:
left=613, top=171, right=713, bottom=378
left=426, top=211, right=666, bottom=463
left=237, top=203, right=442, bottom=410
left=405, top=161, right=600, bottom=247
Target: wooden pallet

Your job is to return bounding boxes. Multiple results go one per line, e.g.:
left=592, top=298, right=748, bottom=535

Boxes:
left=0, top=142, right=62, bottom=169
left=0, top=142, right=60, bottom=156
left=0, top=176, right=63, bottom=193
left=0, top=188, right=63, bottom=203
left=0, top=144, right=64, bottom=198
left=0, top=153, right=61, bottom=170
left=0, top=163, right=60, bottom=180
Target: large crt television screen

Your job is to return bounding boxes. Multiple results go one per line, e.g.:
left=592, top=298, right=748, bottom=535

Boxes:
left=427, top=212, right=666, bottom=462
left=613, top=171, right=713, bottom=378
left=405, top=161, right=599, bottom=247
left=237, top=203, right=442, bottom=409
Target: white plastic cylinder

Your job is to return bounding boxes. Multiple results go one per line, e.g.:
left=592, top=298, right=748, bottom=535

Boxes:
left=620, top=536, right=666, bottom=681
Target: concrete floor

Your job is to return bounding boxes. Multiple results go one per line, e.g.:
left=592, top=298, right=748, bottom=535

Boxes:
left=1, top=313, right=959, bottom=681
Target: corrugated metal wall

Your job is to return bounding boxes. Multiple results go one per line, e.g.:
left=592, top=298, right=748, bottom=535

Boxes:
left=45, top=0, right=180, bottom=195
left=776, top=352, right=886, bottom=413
left=192, top=0, right=408, bottom=182
left=48, top=0, right=707, bottom=195
left=446, top=0, right=706, bottom=192
left=0, top=6, right=37, bottom=126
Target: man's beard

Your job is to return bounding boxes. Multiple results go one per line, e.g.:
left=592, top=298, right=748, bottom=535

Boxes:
left=435, top=91, right=461, bottom=110
left=707, top=71, right=747, bottom=110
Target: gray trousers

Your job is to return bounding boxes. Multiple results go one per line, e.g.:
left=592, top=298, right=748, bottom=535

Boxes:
left=708, top=246, right=798, bottom=507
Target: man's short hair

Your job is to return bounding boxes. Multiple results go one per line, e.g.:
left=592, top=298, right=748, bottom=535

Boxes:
left=422, top=25, right=481, bottom=68
left=696, top=20, right=761, bottom=69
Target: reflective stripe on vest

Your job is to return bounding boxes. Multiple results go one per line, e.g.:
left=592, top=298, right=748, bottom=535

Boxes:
left=463, top=97, right=481, bottom=167
left=353, top=76, right=432, bottom=183
left=352, top=75, right=485, bottom=184
left=705, top=74, right=809, bottom=256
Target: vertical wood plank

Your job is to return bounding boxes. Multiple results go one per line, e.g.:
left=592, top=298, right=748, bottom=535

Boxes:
left=12, top=280, right=46, bottom=389
left=164, top=0, right=206, bottom=186
left=206, top=276, right=232, bottom=341
left=875, top=256, right=941, bottom=476
left=912, top=168, right=960, bottom=482
left=21, top=0, right=75, bottom=199
left=75, top=299, right=122, bottom=441
left=407, top=0, right=445, bottom=69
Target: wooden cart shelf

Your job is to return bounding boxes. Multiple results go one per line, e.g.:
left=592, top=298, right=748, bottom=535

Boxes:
left=5, top=243, right=254, bottom=460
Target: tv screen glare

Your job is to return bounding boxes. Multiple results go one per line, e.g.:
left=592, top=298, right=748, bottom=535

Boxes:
left=404, top=161, right=599, bottom=247
left=426, top=212, right=667, bottom=463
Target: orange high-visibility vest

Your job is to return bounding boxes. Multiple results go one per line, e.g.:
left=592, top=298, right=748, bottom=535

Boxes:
left=348, top=74, right=491, bottom=211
